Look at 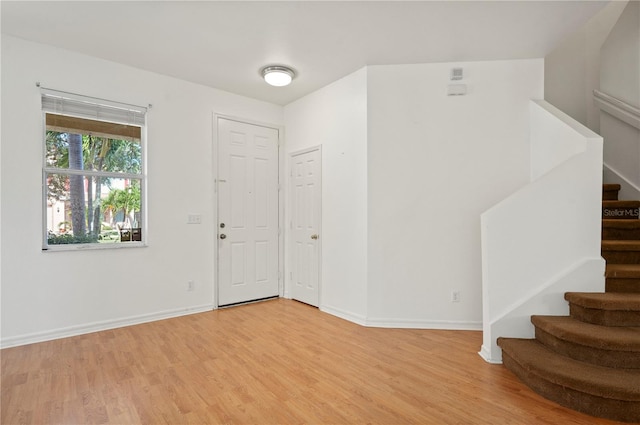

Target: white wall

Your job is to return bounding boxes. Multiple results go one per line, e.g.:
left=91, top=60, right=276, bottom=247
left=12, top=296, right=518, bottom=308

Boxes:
left=0, top=37, right=568, bottom=345
left=366, top=59, right=544, bottom=328
left=283, top=60, right=544, bottom=330
left=544, top=1, right=628, bottom=134
left=283, top=68, right=369, bottom=323
left=600, top=1, right=640, bottom=110
left=0, top=32, right=3, bottom=341
left=0, top=36, right=283, bottom=347
left=599, top=0, right=640, bottom=200
left=480, top=101, right=604, bottom=363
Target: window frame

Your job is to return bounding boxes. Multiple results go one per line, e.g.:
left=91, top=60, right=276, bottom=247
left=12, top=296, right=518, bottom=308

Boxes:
left=41, top=89, right=148, bottom=251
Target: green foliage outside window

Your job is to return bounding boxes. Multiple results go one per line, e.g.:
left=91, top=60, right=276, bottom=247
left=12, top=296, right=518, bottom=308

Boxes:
left=45, top=122, right=143, bottom=246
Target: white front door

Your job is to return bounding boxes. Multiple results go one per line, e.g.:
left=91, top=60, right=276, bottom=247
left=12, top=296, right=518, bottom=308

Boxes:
left=290, top=147, right=321, bottom=307
left=217, top=118, right=280, bottom=306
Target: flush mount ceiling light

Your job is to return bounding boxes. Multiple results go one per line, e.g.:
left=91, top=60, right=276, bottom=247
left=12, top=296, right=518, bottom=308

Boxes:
left=261, top=66, right=295, bottom=87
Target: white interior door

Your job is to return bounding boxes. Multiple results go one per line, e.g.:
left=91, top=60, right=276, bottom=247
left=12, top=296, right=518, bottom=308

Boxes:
left=218, top=118, right=279, bottom=306
left=290, top=147, right=321, bottom=307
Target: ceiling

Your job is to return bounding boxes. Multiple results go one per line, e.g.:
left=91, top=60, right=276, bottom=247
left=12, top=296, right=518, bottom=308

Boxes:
left=1, top=1, right=609, bottom=105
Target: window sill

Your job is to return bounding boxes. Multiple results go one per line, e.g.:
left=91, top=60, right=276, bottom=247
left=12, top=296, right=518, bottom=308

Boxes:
left=42, top=242, right=147, bottom=252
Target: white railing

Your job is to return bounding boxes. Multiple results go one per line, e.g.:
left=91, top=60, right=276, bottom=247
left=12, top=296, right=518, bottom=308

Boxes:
left=593, top=90, right=640, bottom=131
left=479, top=100, right=605, bottom=364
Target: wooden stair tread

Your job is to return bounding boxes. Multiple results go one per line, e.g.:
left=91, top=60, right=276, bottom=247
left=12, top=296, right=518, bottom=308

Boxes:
left=602, top=240, right=640, bottom=250
left=565, top=292, right=640, bottom=310
left=532, top=315, right=640, bottom=351
left=603, top=184, right=621, bottom=201
left=495, top=184, right=640, bottom=421
left=602, top=220, right=640, bottom=241
left=603, top=200, right=640, bottom=207
left=602, top=200, right=639, bottom=220
left=498, top=338, right=640, bottom=400
left=607, top=264, right=640, bottom=278
left=603, top=184, right=622, bottom=191
left=602, top=219, right=640, bottom=228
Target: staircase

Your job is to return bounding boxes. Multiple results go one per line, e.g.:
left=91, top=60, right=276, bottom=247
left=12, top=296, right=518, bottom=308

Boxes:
left=497, top=183, right=640, bottom=423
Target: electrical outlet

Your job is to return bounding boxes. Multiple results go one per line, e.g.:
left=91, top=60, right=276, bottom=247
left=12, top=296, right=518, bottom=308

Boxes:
left=451, top=290, right=461, bottom=303
left=187, top=280, right=195, bottom=291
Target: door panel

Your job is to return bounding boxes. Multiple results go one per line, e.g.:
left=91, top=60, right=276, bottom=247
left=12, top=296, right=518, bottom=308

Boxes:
left=230, top=155, right=247, bottom=228
left=290, top=148, right=321, bottom=306
left=218, top=118, right=279, bottom=306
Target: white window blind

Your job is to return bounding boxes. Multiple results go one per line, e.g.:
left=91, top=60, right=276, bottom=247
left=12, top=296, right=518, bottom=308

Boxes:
left=41, top=88, right=146, bottom=127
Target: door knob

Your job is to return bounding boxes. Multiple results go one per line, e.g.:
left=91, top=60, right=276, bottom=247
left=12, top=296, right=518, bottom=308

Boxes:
left=219, top=234, right=227, bottom=239
left=311, top=234, right=318, bottom=240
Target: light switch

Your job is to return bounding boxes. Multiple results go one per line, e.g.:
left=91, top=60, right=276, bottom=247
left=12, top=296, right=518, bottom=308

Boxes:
left=187, top=214, right=202, bottom=224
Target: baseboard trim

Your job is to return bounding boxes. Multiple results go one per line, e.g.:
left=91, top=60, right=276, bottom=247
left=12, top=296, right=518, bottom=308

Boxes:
left=0, top=304, right=215, bottom=349
left=320, top=304, right=367, bottom=326
left=320, top=304, right=482, bottom=331
left=478, top=344, right=503, bottom=364
left=365, top=317, right=482, bottom=331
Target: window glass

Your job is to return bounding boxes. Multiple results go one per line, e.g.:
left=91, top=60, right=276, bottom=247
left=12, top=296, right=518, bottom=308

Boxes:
left=46, top=175, right=142, bottom=245
left=43, top=106, right=145, bottom=249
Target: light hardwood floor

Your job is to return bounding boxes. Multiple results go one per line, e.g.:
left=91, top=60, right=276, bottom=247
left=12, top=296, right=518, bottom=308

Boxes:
left=1, top=299, right=626, bottom=424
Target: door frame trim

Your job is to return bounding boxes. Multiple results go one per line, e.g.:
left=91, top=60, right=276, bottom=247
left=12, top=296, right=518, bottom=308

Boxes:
left=212, top=113, right=285, bottom=308
left=287, top=145, right=322, bottom=306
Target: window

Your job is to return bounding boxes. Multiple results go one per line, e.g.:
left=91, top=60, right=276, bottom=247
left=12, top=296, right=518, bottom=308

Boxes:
left=42, top=89, right=147, bottom=249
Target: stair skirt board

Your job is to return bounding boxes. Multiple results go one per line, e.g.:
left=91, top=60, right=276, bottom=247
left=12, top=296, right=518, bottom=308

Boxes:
left=501, top=348, right=640, bottom=423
